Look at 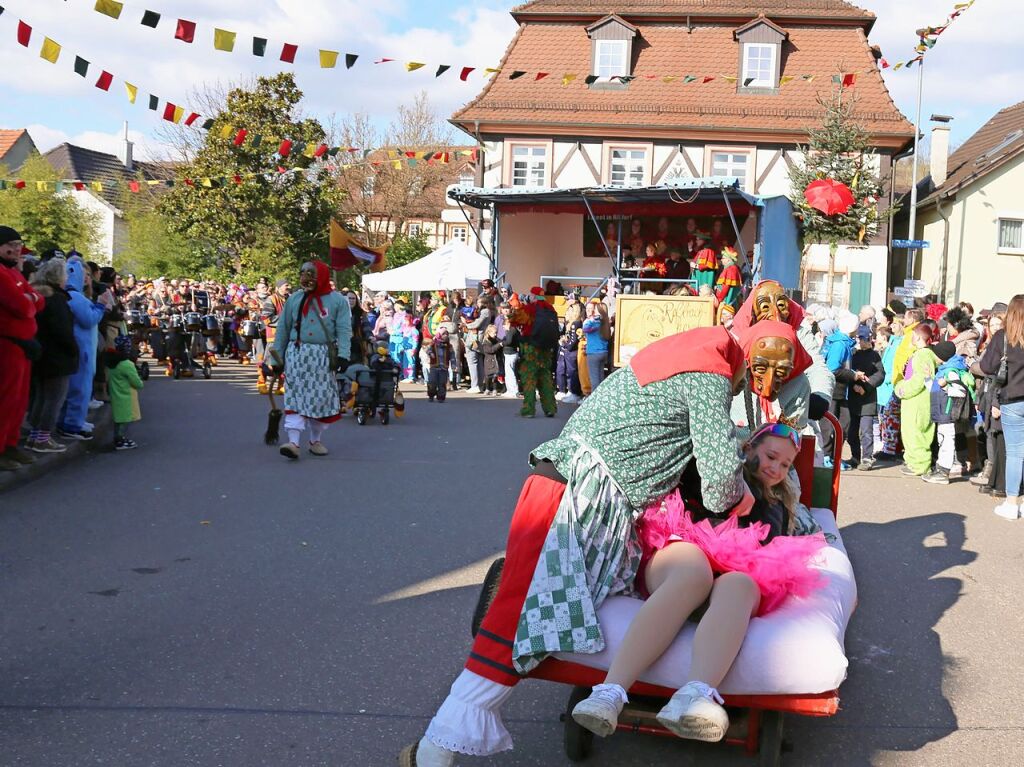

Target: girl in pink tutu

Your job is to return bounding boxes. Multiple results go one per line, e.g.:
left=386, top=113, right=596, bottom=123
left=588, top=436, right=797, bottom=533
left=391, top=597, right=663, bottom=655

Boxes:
left=571, top=421, right=827, bottom=743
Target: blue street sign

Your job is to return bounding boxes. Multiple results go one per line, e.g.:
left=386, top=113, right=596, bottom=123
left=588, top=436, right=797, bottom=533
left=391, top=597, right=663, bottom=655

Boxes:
left=892, top=239, right=930, bottom=249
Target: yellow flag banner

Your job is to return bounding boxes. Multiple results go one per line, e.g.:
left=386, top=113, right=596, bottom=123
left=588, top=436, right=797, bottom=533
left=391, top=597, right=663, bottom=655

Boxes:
left=40, top=37, right=62, bottom=64
left=173, top=105, right=185, bottom=123
left=405, top=62, right=425, bottom=72
left=125, top=82, right=138, bottom=103
left=94, top=0, right=124, bottom=20
left=213, top=29, right=237, bottom=53
left=320, top=50, right=339, bottom=68
left=220, top=124, right=235, bottom=139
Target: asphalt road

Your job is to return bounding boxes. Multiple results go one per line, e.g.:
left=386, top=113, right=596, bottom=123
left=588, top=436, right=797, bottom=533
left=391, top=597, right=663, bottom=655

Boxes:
left=1, top=359, right=1022, bottom=766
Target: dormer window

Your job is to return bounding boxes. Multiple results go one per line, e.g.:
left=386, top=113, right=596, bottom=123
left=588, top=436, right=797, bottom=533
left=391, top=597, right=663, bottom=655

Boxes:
left=734, top=15, right=788, bottom=93
left=586, top=14, right=638, bottom=86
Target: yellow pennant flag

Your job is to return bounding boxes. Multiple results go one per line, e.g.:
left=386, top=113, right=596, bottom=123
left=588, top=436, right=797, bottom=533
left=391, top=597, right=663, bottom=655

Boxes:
left=94, top=0, right=124, bottom=19
left=721, top=74, right=738, bottom=83
left=220, top=124, right=235, bottom=139
left=91, top=181, right=104, bottom=192
left=893, top=62, right=904, bottom=70
left=661, top=75, right=678, bottom=83
left=35, top=181, right=47, bottom=192
left=202, top=178, right=213, bottom=188
left=320, top=50, right=339, bottom=68
left=40, top=37, right=62, bottom=64
left=214, top=29, right=237, bottom=52
left=484, top=68, right=500, bottom=75
left=125, top=82, right=138, bottom=103
left=303, top=144, right=317, bottom=158
left=392, top=160, right=402, bottom=169
left=780, top=75, right=795, bottom=86
left=405, top=62, right=425, bottom=72
left=173, top=105, right=185, bottom=123
left=561, top=73, right=577, bottom=86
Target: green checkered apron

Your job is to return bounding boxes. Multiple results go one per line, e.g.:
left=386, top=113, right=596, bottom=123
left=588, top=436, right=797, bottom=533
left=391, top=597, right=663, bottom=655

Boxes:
left=512, top=439, right=642, bottom=675
left=284, top=342, right=340, bottom=419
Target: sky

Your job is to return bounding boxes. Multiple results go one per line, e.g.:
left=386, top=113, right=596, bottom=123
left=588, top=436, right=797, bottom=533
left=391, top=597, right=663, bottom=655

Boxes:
left=0, top=0, right=1018, bottom=164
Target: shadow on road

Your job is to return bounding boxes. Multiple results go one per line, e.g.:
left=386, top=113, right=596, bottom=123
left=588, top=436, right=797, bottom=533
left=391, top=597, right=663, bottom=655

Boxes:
left=788, top=512, right=976, bottom=764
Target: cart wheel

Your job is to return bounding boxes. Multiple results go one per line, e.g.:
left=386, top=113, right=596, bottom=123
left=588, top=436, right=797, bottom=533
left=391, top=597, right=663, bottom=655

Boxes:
left=470, top=557, right=505, bottom=638
left=140, top=362, right=150, bottom=381
left=172, top=361, right=181, bottom=380
left=564, top=686, right=595, bottom=763
left=356, top=409, right=367, bottom=426
left=380, top=408, right=390, bottom=425
left=758, top=711, right=784, bottom=767
left=203, top=361, right=212, bottom=379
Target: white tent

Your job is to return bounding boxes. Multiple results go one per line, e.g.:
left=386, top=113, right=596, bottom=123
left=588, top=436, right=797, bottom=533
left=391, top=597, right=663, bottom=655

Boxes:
left=361, top=239, right=491, bottom=292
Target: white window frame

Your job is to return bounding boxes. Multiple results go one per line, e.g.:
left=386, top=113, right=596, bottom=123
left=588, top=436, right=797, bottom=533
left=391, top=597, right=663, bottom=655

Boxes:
left=803, top=268, right=850, bottom=308
left=408, top=222, right=422, bottom=238
left=705, top=145, right=756, bottom=192
left=451, top=225, right=468, bottom=243
left=507, top=142, right=549, bottom=188
left=593, top=39, right=628, bottom=78
left=361, top=175, right=375, bottom=197
left=458, top=171, right=475, bottom=187
left=742, top=43, right=777, bottom=89
left=997, top=215, right=1024, bottom=255
left=606, top=145, right=649, bottom=188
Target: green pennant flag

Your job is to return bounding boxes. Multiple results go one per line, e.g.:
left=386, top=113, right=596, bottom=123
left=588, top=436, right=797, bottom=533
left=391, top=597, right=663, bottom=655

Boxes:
left=250, top=135, right=263, bottom=148
left=74, top=56, right=90, bottom=77
left=253, top=37, right=267, bottom=57
left=201, top=118, right=215, bottom=130
left=148, top=94, right=159, bottom=110
left=141, top=10, right=161, bottom=28
left=683, top=75, right=697, bottom=83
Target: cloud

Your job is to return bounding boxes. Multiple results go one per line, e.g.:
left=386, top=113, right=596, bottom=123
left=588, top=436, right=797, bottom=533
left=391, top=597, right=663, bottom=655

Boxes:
left=26, top=123, right=172, bottom=163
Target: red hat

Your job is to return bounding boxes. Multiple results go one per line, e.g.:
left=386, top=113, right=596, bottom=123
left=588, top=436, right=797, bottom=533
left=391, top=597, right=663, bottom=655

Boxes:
left=530, top=286, right=545, bottom=296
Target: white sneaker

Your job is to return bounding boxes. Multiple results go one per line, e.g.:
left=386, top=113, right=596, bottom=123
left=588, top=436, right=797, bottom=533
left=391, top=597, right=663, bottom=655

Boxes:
left=656, top=681, right=729, bottom=742
left=399, top=736, right=455, bottom=767
left=502, top=392, right=518, bottom=398
left=561, top=393, right=582, bottom=405
left=554, top=391, right=566, bottom=401
left=994, top=502, right=1021, bottom=520
left=88, top=399, right=104, bottom=410
left=571, top=684, right=627, bottom=738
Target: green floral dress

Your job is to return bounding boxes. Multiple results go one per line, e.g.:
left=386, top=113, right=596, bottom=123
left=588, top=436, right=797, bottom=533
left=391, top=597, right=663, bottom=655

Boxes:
left=514, top=366, right=744, bottom=672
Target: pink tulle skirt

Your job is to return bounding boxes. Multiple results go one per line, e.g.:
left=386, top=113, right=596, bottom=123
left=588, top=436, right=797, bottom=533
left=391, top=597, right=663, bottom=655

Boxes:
left=635, top=491, right=828, bottom=616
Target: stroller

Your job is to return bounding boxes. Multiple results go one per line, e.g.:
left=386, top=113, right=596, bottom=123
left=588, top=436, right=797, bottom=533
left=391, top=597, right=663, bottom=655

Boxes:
left=345, top=351, right=401, bottom=425
left=125, top=310, right=152, bottom=380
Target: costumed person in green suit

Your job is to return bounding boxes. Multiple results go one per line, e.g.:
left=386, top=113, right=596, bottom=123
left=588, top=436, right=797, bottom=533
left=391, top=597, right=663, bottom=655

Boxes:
left=692, top=231, right=719, bottom=292
left=270, top=260, right=352, bottom=460
left=714, top=247, right=743, bottom=314
left=895, top=323, right=940, bottom=477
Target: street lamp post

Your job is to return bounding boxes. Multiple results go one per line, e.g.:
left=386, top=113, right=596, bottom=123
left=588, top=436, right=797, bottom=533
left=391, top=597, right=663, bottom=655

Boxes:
left=905, top=59, right=925, bottom=280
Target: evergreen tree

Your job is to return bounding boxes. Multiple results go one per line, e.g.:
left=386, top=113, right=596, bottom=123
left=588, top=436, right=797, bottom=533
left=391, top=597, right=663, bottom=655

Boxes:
left=789, top=88, right=890, bottom=303
left=159, top=73, right=345, bottom=283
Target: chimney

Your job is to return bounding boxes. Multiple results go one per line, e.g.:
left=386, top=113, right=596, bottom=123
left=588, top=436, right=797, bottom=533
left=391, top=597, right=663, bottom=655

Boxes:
left=117, top=120, right=134, bottom=171
left=930, top=114, right=953, bottom=188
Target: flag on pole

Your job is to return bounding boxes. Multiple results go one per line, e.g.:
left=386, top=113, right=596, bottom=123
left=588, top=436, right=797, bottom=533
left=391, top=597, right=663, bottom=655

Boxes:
left=39, top=38, right=61, bottom=63
left=214, top=29, right=237, bottom=52
left=94, top=0, right=124, bottom=19
left=320, top=50, right=339, bottom=68
left=329, top=220, right=385, bottom=271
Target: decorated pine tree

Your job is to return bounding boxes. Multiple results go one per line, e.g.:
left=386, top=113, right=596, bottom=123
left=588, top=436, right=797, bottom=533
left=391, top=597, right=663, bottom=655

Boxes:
left=789, top=87, right=890, bottom=303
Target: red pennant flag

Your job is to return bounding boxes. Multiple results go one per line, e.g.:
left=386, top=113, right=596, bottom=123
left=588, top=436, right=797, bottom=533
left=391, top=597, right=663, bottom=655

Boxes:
left=880, top=58, right=890, bottom=69
left=842, top=73, right=857, bottom=87
left=535, top=72, right=549, bottom=81
left=459, top=67, right=475, bottom=81
left=17, top=21, right=32, bottom=47
left=175, top=19, right=196, bottom=43
left=405, top=151, right=416, bottom=158
left=233, top=129, right=248, bottom=146
left=374, top=58, right=394, bottom=64
left=184, top=112, right=201, bottom=126
left=15, top=180, right=26, bottom=190
left=702, top=76, right=715, bottom=83
left=277, top=166, right=288, bottom=174
left=129, top=181, right=141, bottom=193
left=184, top=179, right=195, bottom=187
left=314, top=144, right=328, bottom=158
left=73, top=182, right=85, bottom=191
left=471, top=148, right=479, bottom=163
left=95, top=71, right=113, bottom=91
left=162, top=102, right=177, bottom=121
left=278, top=139, right=292, bottom=157
left=280, top=43, right=298, bottom=63
left=233, top=175, right=243, bottom=185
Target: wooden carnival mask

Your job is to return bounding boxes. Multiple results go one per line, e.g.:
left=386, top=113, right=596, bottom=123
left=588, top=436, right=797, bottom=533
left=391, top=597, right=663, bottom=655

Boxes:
left=751, top=281, right=791, bottom=324
left=747, top=335, right=795, bottom=401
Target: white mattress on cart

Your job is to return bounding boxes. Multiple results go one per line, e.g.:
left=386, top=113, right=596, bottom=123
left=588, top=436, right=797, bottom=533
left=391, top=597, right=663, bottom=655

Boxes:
left=553, top=508, right=856, bottom=696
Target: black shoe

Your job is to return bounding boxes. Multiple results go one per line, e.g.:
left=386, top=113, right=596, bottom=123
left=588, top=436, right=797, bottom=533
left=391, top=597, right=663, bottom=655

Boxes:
left=428, top=395, right=435, bottom=402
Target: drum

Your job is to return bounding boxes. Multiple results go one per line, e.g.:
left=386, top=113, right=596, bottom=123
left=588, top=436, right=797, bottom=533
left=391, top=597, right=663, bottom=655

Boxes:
left=202, top=315, right=221, bottom=337
left=126, top=310, right=147, bottom=330
left=185, top=312, right=203, bottom=332
left=241, top=320, right=263, bottom=339
left=169, top=314, right=185, bottom=330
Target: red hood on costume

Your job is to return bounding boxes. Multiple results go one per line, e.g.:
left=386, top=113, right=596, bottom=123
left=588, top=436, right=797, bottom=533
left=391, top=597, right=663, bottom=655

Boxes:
left=732, top=280, right=806, bottom=333
left=735, top=320, right=812, bottom=382
left=301, top=260, right=333, bottom=316
left=632, top=326, right=744, bottom=387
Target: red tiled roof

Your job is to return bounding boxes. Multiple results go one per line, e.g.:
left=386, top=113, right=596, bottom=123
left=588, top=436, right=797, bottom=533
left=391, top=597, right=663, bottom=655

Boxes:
left=453, top=22, right=913, bottom=147
left=0, top=129, right=27, bottom=160
left=920, top=101, right=1024, bottom=204
left=513, top=1, right=875, bottom=22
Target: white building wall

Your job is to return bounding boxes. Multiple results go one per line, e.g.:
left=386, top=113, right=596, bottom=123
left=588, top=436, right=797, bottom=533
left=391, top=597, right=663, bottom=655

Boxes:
left=803, top=243, right=889, bottom=309
left=67, top=190, right=116, bottom=266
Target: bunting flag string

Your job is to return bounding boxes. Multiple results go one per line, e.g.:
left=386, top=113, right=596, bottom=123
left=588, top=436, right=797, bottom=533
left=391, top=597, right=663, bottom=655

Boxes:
left=877, top=0, right=978, bottom=70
